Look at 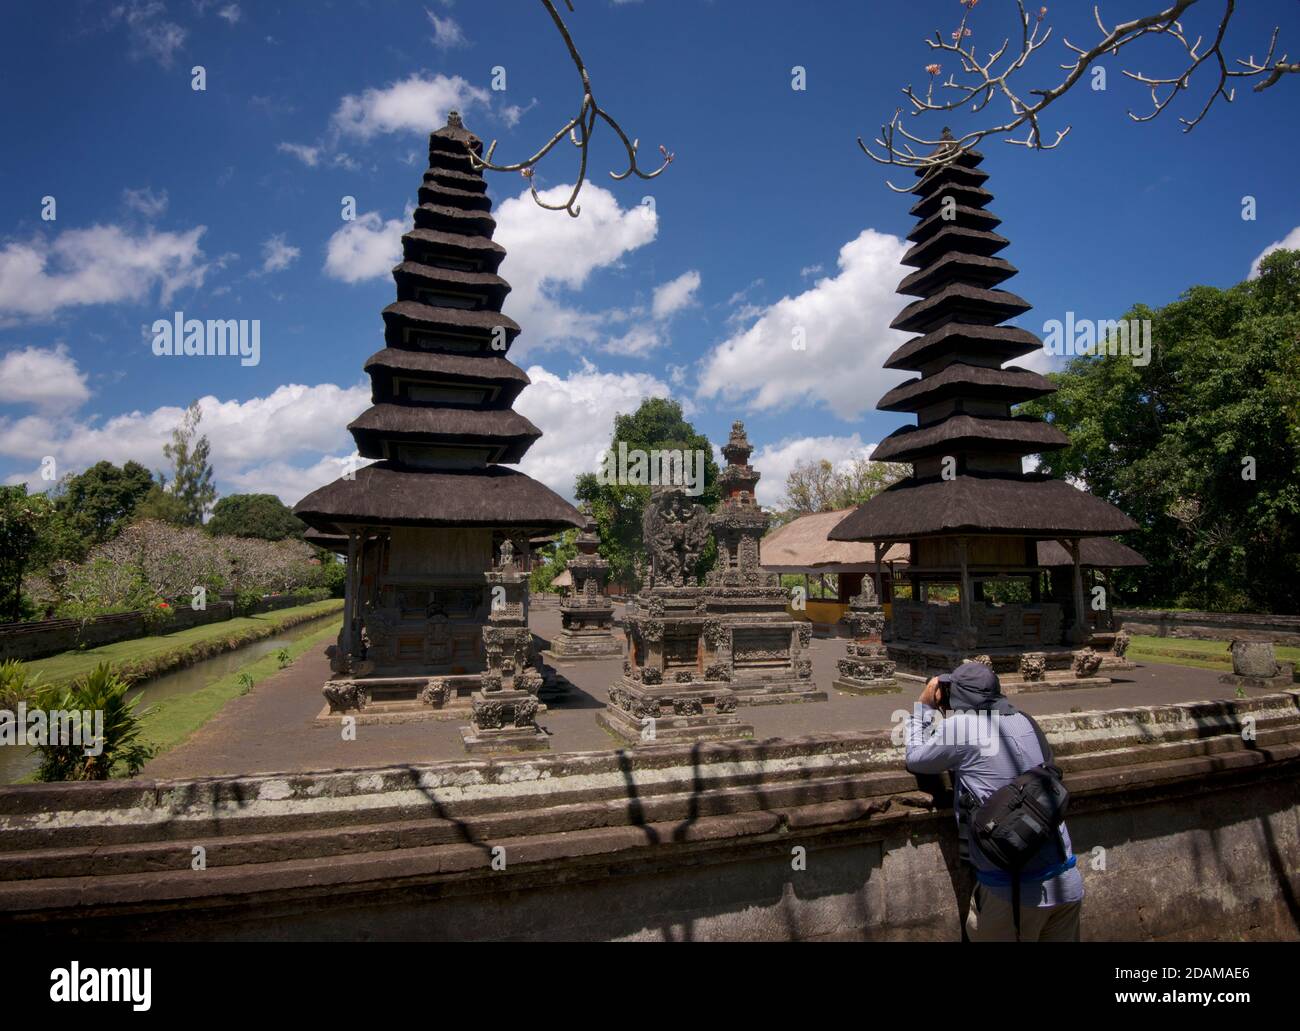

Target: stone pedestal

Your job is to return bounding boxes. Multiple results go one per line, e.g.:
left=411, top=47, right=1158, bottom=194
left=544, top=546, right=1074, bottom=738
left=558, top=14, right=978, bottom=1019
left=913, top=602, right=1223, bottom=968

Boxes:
left=463, top=542, right=550, bottom=752
left=833, top=586, right=899, bottom=695
left=599, top=675, right=752, bottom=745
left=548, top=509, right=622, bottom=661
left=1218, top=640, right=1295, bottom=691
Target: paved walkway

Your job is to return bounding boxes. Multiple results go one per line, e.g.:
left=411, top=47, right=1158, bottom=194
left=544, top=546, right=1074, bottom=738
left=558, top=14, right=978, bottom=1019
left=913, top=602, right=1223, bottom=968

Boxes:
left=145, top=603, right=1247, bottom=779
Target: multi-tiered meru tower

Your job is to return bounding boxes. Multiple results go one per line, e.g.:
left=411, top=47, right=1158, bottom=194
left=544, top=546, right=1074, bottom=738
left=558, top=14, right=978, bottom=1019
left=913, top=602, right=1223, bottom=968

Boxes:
left=830, top=132, right=1139, bottom=689
left=296, top=112, right=583, bottom=730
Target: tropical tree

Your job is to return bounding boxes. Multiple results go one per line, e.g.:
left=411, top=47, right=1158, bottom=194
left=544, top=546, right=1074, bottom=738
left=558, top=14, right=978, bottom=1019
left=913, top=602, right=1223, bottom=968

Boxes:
left=0, top=486, right=62, bottom=621
left=775, top=456, right=909, bottom=525
left=1021, top=248, right=1300, bottom=612
left=207, top=493, right=305, bottom=541
left=157, top=402, right=216, bottom=527
left=51, top=460, right=155, bottom=554
left=574, top=398, right=720, bottom=589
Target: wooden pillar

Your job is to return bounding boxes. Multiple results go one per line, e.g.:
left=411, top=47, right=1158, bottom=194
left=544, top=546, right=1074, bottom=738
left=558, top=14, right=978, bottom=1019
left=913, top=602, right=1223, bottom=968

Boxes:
left=342, top=529, right=358, bottom=657
left=1067, top=537, right=1087, bottom=644
left=873, top=540, right=885, bottom=604
left=957, top=536, right=973, bottom=635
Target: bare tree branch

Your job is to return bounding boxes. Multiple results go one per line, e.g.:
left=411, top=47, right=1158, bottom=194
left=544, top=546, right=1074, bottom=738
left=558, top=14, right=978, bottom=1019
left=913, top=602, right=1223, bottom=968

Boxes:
left=466, top=0, right=673, bottom=217
left=861, top=0, right=1296, bottom=191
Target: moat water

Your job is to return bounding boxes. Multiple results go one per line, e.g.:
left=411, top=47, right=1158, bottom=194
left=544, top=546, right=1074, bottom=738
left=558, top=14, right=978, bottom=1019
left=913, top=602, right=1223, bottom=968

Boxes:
left=0, top=613, right=339, bottom=784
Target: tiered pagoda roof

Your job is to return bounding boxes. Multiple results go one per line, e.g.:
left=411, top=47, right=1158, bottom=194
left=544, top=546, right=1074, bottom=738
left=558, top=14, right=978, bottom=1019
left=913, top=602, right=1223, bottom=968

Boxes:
left=296, top=113, right=582, bottom=533
left=832, top=132, right=1136, bottom=542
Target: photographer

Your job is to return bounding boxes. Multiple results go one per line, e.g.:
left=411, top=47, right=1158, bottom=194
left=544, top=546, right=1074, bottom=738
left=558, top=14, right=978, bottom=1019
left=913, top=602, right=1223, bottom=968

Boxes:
left=905, top=661, right=1083, bottom=941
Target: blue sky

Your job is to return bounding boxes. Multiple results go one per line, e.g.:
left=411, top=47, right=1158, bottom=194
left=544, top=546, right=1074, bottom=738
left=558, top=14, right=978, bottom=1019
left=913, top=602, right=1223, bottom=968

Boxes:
left=1, top=0, right=1298, bottom=509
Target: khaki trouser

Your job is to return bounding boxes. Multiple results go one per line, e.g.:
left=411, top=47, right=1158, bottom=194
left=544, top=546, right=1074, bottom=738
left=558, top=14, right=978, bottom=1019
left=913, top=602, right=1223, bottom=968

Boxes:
left=965, top=883, right=1082, bottom=942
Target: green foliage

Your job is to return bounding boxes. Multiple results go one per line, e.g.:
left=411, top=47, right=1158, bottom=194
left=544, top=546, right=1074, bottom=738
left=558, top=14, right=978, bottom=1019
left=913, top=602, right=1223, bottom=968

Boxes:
left=0, top=485, right=61, bottom=622
left=318, top=556, right=347, bottom=598
left=237, top=672, right=254, bottom=694
left=0, top=659, right=43, bottom=711
left=34, top=662, right=156, bottom=781
left=275, top=648, right=291, bottom=668
left=773, top=457, right=909, bottom=526
left=1020, top=249, right=1300, bottom=612
left=529, top=530, right=577, bottom=594
left=51, top=461, right=155, bottom=554
left=158, top=401, right=217, bottom=526
left=574, top=398, right=720, bottom=589
left=233, top=588, right=264, bottom=617
left=133, top=483, right=191, bottom=526
left=207, top=493, right=306, bottom=541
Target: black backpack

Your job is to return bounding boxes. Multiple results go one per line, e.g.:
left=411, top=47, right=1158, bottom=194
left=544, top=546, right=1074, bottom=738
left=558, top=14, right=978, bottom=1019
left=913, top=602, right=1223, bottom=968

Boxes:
left=964, top=711, right=1070, bottom=940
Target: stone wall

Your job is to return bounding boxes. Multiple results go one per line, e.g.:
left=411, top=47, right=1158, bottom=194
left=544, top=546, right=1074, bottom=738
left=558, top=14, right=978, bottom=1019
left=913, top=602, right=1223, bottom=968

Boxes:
left=0, top=602, right=234, bottom=663
left=0, top=594, right=326, bottom=663
left=1117, top=608, right=1300, bottom=645
left=1, top=689, right=1296, bottom=941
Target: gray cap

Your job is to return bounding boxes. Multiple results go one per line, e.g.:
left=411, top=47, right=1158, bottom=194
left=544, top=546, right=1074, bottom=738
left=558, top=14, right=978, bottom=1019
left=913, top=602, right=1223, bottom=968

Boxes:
left=938, top=661, right=1012, bottom=712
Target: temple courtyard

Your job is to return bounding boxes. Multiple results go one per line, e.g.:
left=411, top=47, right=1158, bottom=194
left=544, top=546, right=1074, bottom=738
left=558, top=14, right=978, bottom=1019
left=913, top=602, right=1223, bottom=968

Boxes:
left=144, top=600, right=1244, bottom=778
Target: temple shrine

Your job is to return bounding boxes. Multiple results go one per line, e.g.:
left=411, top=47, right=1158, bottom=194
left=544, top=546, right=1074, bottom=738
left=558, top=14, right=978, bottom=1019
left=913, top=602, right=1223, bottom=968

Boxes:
left=545, top=505, right=622, bottom=661
left=294, top=112, right=583, bottom=738
left=830, top=132, right=1142, bottom=689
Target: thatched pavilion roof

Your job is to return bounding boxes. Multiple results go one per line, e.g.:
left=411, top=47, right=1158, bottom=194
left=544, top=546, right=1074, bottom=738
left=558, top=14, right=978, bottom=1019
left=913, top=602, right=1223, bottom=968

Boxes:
left=1037, top=538, right=1148, bottom=568
left=762, top=509, right=910, bottom=573
left=828, top=475, right=1138, bottom=541
left=296, top=461, right=582, bottom=533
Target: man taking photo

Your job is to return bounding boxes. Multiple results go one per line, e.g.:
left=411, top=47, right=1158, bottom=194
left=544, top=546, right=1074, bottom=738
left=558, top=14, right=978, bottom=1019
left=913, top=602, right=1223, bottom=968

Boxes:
left=904, top=660, right=1083, bottom=941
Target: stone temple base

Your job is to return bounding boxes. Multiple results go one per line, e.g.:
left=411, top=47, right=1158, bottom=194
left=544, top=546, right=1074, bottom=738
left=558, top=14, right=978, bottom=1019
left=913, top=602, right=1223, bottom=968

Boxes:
left=833, top=675, right=901, bottom=696
left=461, top=688, right=551, bottom=754
left=543, top=630, right=624, bottom=662
left=729, top=677, right=828, bottom=706
left=887, top=644, right=1119, bottom=693
left=599, top=678, right=753, bottom=746
left=833, top=642, right=899, bottom=696
left=1219, top=666, right=1296, bottom=692
left=315, top=673, right=547, bottom=726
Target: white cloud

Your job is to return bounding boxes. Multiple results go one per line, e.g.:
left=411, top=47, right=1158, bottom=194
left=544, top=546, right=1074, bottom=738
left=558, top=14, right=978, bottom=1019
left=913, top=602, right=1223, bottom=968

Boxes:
left=1250, top=225, right=1300, bottom=278
left=515, top=360, right=672, bottom=500
left=494, top=184, right=658, bottom=354
left=1, top=382, right=371, bottom=504
left=260, top=233, right=300, bottom=274
left=427, top=11, right=467, bottom=49
left=0, top=224, right=209, bottom=319
left=323, top=211, right=405, bottom=284
left=277, top=141, right=321, bottom=167
left=332, top=74, right=490, bottom=140
left=110, top=1, right=186, bottom=67
left=747, top=432, right=878, bottom=509
left=500, top=99, right=538, bottom=128
left=0, top=345, right=92, bottom=413
left=800, top=263, right=823, bottom=278
left=217, top=3, right=241, bottom=24
left=697, top=228, right=910, bottom=420
left=652, top=269, right=700, bottom=320
left=121, top=186, right=169, bottom=219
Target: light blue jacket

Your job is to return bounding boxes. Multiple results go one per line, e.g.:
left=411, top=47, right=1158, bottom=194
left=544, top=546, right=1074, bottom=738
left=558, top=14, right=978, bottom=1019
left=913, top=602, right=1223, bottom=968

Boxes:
left=905, top=703, right=1084, bottom=907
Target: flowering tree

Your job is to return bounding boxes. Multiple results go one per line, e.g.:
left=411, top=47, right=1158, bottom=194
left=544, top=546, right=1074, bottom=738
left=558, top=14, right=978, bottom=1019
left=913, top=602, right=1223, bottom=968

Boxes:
left=864, top=0, right=1298, bottom=187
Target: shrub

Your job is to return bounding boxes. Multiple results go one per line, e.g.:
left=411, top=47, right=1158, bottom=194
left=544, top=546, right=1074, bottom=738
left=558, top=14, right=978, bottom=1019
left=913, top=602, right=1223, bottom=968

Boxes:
left=34, top=663, right=156, bottom=781
left=0, top=659, right=44, bottom=712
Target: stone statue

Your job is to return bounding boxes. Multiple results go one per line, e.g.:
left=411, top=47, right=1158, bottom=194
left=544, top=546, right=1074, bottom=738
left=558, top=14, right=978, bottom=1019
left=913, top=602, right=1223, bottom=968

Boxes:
left=643, top=487, right=710, bottom=587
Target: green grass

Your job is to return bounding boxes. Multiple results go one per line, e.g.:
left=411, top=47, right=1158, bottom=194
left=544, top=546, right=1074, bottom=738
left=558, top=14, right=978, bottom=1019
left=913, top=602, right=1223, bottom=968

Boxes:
left=1126, top=633, right=1300, bottom=672
left=25, top=599, right=343, bottom=687
left=140, top=620, right=340, bottom=761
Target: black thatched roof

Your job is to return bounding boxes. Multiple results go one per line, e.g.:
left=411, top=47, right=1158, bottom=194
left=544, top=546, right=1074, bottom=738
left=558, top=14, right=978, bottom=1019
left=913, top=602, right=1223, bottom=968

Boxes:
left=294, top=462, right=583, bottom=531
left=363, top=348, right=528, bottom=388
left=381, top=300, right=520, bottom=350
left=892, top=282, right=1031, bottom=334
left=292, top=112, right=575, bottom=531
left=402, top=228, right=504, bottom=272
left=884, top=322, right=1041, bottom=371
left=871, top=414, right=1068, bottom=462
left=878, top=363, right=1054, bottom=412
left=1037, top=538, right=1148, bottom=568
left=349, top=404, right=540, bottom=462
left=828, top=475, right=1139, bottom=540
left=898, top=252, right=1017, bottom=298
